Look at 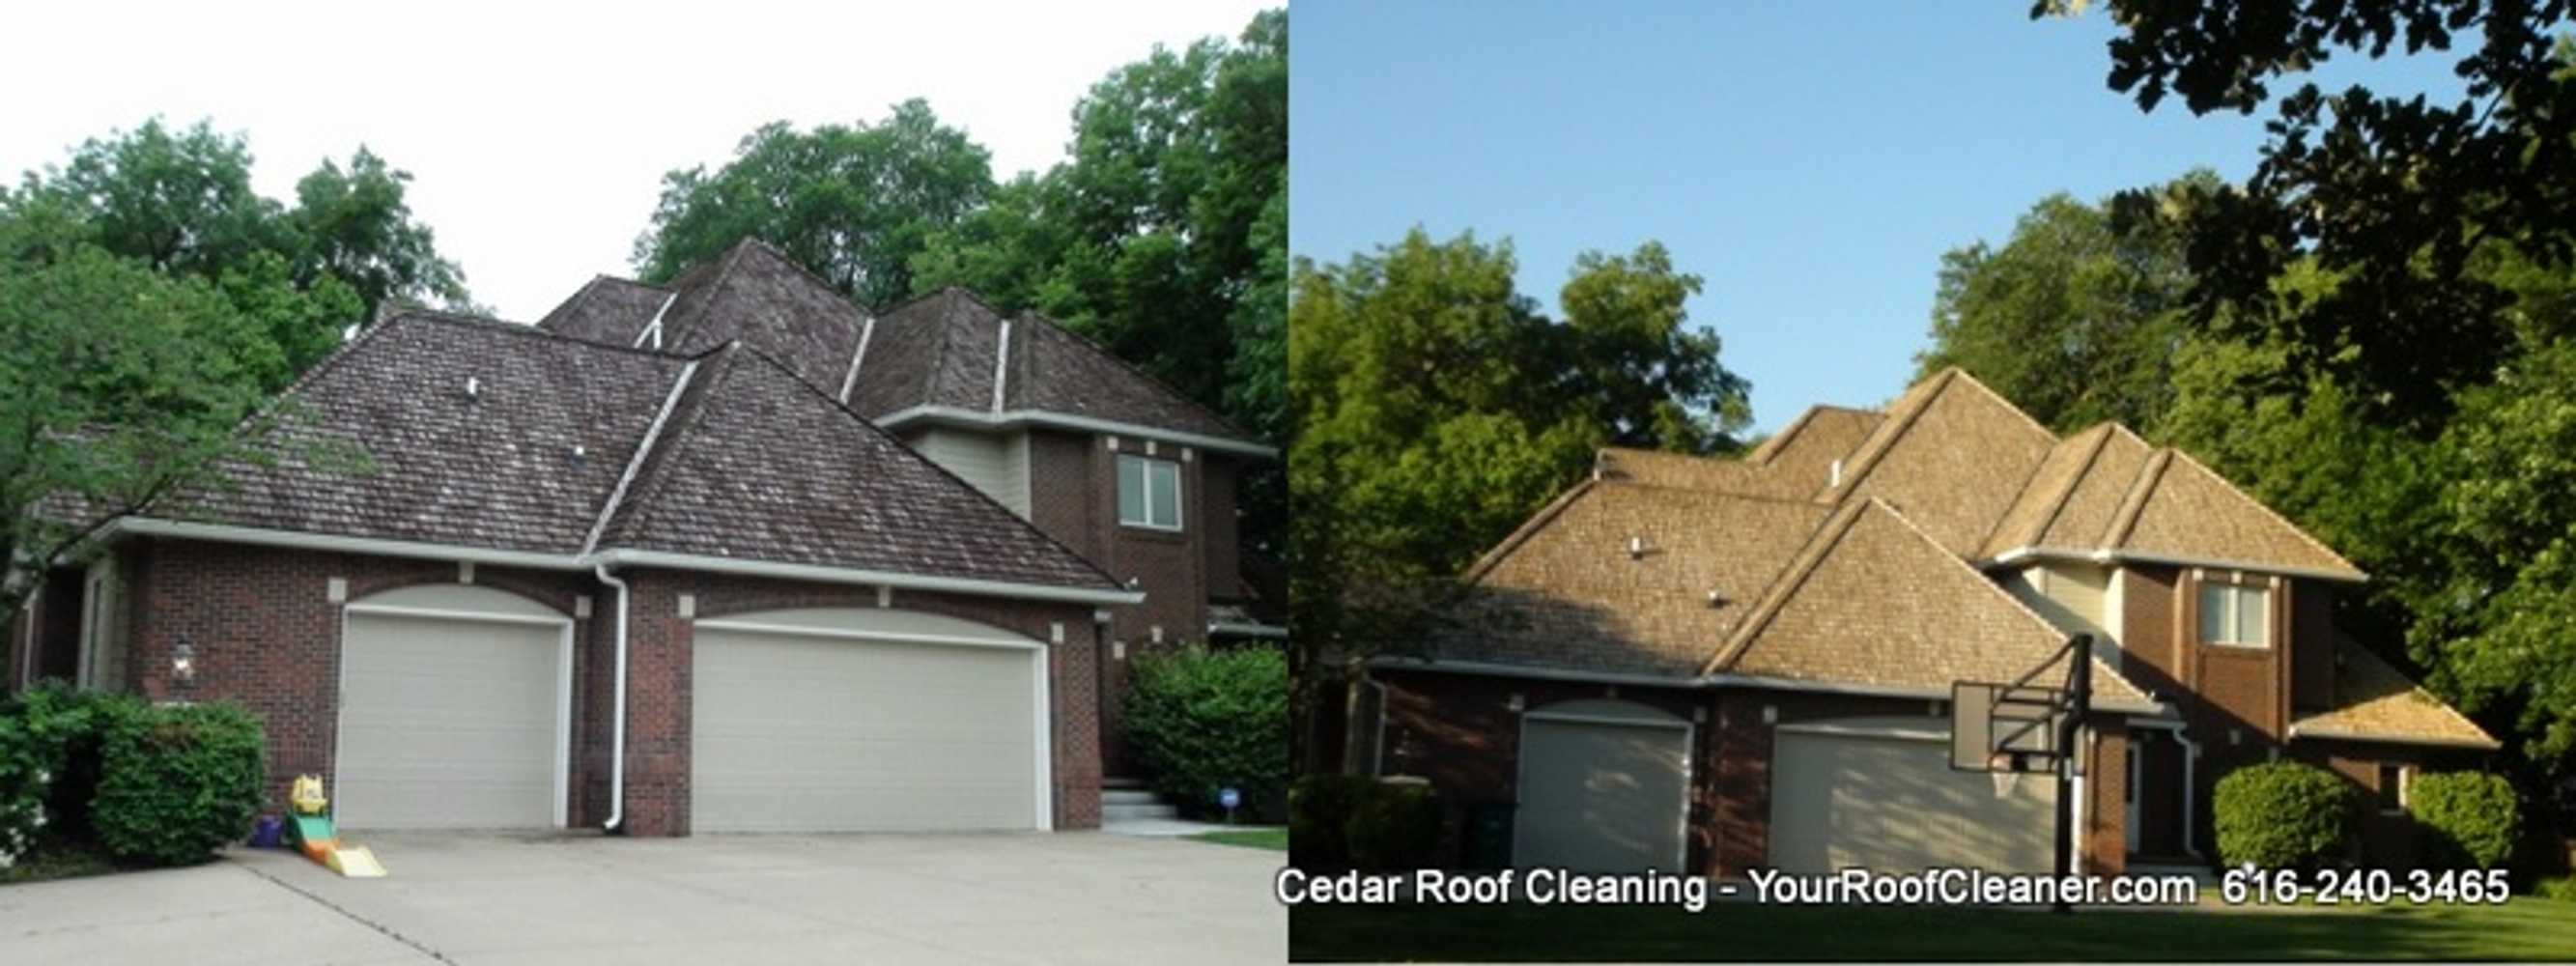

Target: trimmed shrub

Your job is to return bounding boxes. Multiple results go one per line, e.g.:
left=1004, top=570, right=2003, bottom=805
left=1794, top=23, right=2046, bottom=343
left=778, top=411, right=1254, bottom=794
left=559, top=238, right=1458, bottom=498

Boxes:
left=1345, top=780, right=1439, bottom=870
left=91, top=700, right=266, bottom=867
left=1123, top=643, right=1288, bottom=821
left=2537, top=875, right=2576, bottom=903
left=2215, top=761, right=2354, bottom=869
left=1289, top=774, right=1376, bottom=868
left=0, top=686, right=144, bottom=868
left=1288, top=774, right=1441, bottom=870
left=2409, top=771, right=2521, bottom=869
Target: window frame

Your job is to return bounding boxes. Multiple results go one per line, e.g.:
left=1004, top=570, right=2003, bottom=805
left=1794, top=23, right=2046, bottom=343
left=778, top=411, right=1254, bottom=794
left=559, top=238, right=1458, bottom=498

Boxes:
left=1116, top=453, right=1184, bottom=532
left=2376, top=763, right=2410, bottom=814
left=2196, top=575, right=2272, bottom=649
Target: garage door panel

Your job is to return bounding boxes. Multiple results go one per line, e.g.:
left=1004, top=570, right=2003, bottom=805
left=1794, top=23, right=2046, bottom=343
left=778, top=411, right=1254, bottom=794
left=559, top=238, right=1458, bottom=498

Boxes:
left=336, top=611, right=565, bottom=831
left=1514, top=711, right=1690, bottom=873
left=1770, top=726, right=2053, bottom=874
left=692, top=620, right=1041, bottom=834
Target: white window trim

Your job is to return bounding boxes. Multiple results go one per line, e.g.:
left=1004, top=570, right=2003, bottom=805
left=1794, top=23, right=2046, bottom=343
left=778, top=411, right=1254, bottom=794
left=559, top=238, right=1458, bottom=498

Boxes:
left=1117, top=454, right=1185, bottom=532
left=2197, top=574, right=2272, bottom=649
left=2379, top=764, right=2411, bottom=815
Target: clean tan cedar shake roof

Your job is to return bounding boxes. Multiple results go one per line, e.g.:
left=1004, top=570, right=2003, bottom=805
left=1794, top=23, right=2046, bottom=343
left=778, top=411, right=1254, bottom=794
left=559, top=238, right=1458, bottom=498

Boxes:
left=1703, top=497, right=2155, bottom=708
left=1432, top=481, right=1830, bottom=676
left=2106, top=448, right=2363, bottom=579
left=1825, top=368, right=2059, bottom=556
left=1978, top=422, right=2155, bottom=558
left=2293, top=642, right=2500, bottom=748
left=1596, top=405, right=1883, bottom=499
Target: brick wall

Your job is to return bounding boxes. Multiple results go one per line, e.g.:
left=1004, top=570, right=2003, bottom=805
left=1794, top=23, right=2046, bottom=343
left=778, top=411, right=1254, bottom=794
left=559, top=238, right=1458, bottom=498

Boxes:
left=119, top=537, right=1102, bottom=837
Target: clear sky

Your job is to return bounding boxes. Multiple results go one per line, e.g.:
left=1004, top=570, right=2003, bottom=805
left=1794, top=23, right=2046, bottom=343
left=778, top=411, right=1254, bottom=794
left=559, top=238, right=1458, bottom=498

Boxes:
left=1, top=0, right=1273, bottom=322
left=1289, top=2, right=2462, bottom=433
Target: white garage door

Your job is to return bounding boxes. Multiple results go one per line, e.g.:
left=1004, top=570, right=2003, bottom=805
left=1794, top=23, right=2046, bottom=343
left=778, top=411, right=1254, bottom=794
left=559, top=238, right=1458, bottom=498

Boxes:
left=1769, top=720, right=2054, bottom=874
left=1514, top=700, right=1691, bottom=872
left=691, top=609, right=1047, bottom=833
left=335, top=585, right=570, bottom=830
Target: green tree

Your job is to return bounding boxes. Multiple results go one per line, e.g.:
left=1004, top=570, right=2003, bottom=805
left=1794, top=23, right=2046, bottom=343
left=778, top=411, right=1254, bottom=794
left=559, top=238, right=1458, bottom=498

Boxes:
left=1917, top=176, right=2204, bottom=432
left=9, top=119, right=468, bottom=384
left=2045, top=2, right=2576, bottom=424
left=0, top=242, right=292, bottom=633
left=632, top=100, right=995, bottom=309
left=1288, top=229, right=1749, bottom=765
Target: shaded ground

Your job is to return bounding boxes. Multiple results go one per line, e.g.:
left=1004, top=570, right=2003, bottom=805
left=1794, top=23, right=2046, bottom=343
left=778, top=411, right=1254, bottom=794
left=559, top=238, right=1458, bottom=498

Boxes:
left=1289, top=895, right=2576, bottom=961
left=1190, top=828, right=1289, bottom=851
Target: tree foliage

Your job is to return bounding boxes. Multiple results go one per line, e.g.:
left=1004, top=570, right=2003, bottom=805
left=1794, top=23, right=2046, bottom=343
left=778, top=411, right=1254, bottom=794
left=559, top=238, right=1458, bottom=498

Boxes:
left=1288, top=229, right=1750, bottom=758
left=632, top=99, right=995, bottom=309
left=1916, top=176, right=2206, bottom=432
left=6, top=119, right=466, bottom=385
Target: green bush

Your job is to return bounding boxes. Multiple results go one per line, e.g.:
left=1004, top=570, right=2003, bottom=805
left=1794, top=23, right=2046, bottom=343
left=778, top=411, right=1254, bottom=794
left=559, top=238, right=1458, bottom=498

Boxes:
left=2215, top=761, right=2354, bottom=869
left=1289, top=774, right=1376, bottom=867
left=2409, top=771, right=2521, bottom=869
left=91, top=700, right=266, bottom=867
left=1345, top=780, right=1439, bottom=869
left=2537, top=875, right=2576, bottom=903
left=0, top=686, right=144, bottom=868
left=1123, top=643, right=1288, bottom=820
left=1288, top=775, right=1441, bottom=869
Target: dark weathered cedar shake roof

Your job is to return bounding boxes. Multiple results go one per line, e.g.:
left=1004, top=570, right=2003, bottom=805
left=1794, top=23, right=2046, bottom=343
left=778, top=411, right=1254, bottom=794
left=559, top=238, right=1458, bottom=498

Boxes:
left=534, top=275, right=673, bottom=347
left=159, top=310, right=1120, bottom=593
left=166, top=311, right=691, bottom=554
left=851, top=286, right=1254, bottom=443
left=598, top=343, right=1118, bottom=590
left=652, top=241, right=865, bottom=394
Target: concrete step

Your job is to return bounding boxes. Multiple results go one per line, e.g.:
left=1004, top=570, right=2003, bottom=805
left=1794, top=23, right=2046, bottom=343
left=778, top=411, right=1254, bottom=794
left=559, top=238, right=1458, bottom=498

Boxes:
left=1101, top=776, right=1150, bottom=790
left=1103, top=788, right=1163, bottom=807
left=1103, top=802, right=1179, bottom=821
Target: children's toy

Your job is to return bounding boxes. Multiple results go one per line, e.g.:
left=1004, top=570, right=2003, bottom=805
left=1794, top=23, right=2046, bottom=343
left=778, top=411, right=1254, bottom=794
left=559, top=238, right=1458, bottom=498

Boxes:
left=282, top=774, right=387, bottom=878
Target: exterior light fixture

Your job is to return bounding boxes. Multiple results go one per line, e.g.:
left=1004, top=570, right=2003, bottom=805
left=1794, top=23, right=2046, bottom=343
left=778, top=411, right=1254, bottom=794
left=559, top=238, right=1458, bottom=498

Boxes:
left=172, top=640, right=197, bottom=684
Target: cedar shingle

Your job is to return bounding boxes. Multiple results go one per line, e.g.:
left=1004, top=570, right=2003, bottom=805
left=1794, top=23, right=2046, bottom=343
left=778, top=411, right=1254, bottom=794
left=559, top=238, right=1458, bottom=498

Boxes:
left=2292, top=642, right=2498, bottom=747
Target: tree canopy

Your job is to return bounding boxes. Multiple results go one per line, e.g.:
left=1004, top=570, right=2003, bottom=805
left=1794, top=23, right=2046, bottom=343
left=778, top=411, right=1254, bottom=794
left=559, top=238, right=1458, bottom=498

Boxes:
left=1287, top=229, right=1749, bottom=757
left=632, top=99, right=996, bottom=309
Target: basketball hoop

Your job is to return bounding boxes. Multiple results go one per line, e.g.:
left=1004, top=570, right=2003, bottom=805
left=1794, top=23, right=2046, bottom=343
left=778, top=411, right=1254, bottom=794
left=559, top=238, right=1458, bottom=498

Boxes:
left=1948, top=634, right=2096, bottom=915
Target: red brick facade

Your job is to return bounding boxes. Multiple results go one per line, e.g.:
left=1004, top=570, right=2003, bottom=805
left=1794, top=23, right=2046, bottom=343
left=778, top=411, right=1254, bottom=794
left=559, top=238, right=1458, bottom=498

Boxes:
left=98, top=536, right=1101, bottom=837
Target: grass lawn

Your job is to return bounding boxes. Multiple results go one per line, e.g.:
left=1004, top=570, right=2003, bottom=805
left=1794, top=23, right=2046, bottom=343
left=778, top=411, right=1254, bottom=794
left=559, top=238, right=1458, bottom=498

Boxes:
left=1189, top=827, right=1288, bottom=851
left=0, top=836, right=121, bottom=887
left=1290, top=895, right=2576, bottom=961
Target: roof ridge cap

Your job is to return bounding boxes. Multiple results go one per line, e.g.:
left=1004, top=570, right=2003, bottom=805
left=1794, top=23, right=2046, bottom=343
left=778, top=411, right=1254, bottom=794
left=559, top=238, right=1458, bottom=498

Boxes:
left=390, top=309, right=697, bottom=360
left=1824, top=369, right=1957, bottom=499
left=2103, top=448, right=2172, bottom=548
left=1014, top=308, right=1259, bottom=441
left=1748, top=406, right=1826, bottom=465
left=2158, top=447, right=2363, bottom=576
left=1982, top=423, right=2114, bottom=557
left=601, top=345, right=740, bottom=546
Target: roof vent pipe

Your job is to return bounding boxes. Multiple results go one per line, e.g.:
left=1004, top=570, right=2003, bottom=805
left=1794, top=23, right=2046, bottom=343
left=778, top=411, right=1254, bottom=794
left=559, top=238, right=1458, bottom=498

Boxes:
left=1829, top=458, right=1843, bottom=488
left=465, top=376, right=480, bottom=399
left=1628, top=535, right=1647, bottom=560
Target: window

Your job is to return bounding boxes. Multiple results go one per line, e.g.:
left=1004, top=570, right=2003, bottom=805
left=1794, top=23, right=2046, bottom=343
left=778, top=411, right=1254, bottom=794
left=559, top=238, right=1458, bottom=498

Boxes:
left=2377, top=764, right=2409, bottom=813
left=1117, top=454, right=1182, bottom=530
left=2196, top=579, right=2269, bottom=647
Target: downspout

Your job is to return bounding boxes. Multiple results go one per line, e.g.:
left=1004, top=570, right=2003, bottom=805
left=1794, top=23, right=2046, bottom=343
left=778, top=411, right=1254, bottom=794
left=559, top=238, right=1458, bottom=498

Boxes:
left=2174, top=728, right=2204, bottom=859
left=594, top=564, right=631, bottom=833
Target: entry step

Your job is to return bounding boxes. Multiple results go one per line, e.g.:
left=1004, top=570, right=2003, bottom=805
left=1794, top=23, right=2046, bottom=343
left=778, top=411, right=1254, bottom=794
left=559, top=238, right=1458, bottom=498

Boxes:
left=1104, top=802, right=1179, bottom=821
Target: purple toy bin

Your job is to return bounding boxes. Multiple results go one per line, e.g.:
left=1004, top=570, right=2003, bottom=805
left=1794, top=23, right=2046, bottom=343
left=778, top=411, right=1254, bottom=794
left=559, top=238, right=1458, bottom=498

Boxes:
left=248, top=814, right=284, bottom=848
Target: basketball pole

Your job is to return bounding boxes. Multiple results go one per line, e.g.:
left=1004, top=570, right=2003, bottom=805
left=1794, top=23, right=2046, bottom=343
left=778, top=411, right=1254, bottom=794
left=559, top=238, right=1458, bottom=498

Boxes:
left=2051, top=634, right=2093, bottom=915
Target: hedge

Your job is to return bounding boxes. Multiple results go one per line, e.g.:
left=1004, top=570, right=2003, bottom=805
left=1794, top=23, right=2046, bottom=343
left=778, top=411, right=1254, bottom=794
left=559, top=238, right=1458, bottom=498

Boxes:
left=2214, top=761, right=2354, bottom=869
left=0, top=686, right=143, bottom=868
left=1123, top=643, right=1288, bottom=821
left=2408, top=771, right=2521, bottom=869
left=90, top=700, right=267, bottom=867
left=1289, top=774, right=1439, bottom=870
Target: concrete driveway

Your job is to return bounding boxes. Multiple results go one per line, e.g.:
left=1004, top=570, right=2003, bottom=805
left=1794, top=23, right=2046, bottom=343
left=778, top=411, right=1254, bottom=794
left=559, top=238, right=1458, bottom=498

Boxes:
left=0, top=831, right=1285, bottom=964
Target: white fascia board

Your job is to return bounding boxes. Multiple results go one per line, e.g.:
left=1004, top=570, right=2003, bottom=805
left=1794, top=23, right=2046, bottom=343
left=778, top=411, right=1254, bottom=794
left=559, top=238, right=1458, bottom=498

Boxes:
left=108, top=518, right=591, bottom=571
left=1368, top=657, right=2167, bottom=714
left=1366, top=656, right=1700, bottom=689
left=1984, top=545, right=2367, bottom=584
left=2286, top=724, right=2502, bottom=750
left=592, top=549, right=1143, bottom=606
left=875, top=404, right=1278, bottom=459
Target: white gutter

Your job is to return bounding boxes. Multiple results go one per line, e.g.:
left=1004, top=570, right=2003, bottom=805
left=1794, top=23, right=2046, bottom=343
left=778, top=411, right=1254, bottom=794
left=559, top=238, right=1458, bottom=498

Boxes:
left=874, top=404, right=1278, bottom=459
left=2285, top=723, right=2502, bottom=750
left=1982, top=545, right=2367, bottom=584
left=99, top=519, right=1141, bottom=606
left=1208, top=620, right=1288, bottom=639
left=1366, top=657, right=2170, bottom=715
left=593, top=563, right=630, bottom=832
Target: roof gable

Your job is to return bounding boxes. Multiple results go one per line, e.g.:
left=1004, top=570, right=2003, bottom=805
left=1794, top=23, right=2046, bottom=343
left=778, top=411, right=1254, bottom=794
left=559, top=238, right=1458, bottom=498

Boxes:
left=168, top=312, right=692, bottom=554
left=2111, top=448, right=2363, bottom=578
left=655, top=241, right=866, bottom=394
left=1827, top=368, right=2059, bottom=555
left=598, top=344, right=1117, bottom=591
left=1979, top=422, right=2155, bottom=557
left=1439, top=482, right=1828, bottom=676
left=1707, top=498, right=2151, bottom=705
left=534, top=275, right=672, bottom=347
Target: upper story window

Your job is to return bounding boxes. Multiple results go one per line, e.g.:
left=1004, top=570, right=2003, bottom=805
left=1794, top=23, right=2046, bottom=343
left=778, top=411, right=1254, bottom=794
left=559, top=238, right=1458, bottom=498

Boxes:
left=2197, top=577, right=2269, bottom=648
left=1118, top=454, right=1182, bottom=530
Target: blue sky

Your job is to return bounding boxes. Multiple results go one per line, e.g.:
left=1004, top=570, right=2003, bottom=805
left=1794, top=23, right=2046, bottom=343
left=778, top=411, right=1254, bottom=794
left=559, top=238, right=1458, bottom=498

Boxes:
left=1289, top=3, right=2462, bottom=433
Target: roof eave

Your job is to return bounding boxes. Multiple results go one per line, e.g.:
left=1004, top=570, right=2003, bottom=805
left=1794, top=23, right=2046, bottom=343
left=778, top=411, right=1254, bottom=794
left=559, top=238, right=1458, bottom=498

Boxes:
left=1365, top=656, right=2170, bottom=716
left=875, top=404, right=1277, bottom=459
left=1981, top=545, right=2368, bottom=583
left=2286, top=723, right=2502, bottom=751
